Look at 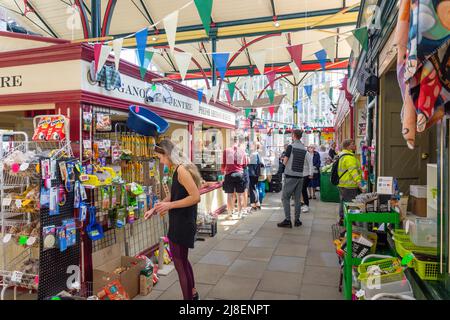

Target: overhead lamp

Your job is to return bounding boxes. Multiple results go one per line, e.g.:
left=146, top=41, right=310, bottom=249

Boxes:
left=273, top=17, right=280, bottom=28
left=152, top=36, right=158, bottom=41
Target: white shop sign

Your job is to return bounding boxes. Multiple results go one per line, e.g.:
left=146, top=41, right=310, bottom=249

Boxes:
left=81, top=61, right=236, bottom=126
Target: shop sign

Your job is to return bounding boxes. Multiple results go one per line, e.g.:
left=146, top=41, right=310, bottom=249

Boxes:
left=0, top=75, right=22, bottom=88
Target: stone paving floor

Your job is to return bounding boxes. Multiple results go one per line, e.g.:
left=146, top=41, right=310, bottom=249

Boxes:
left=136, top=193, right=343, bottom=300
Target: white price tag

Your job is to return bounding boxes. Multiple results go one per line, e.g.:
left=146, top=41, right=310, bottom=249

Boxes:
left=27, top=237, right=37, bottom=246
left=2, top=233, right=12, bottom=244
left=11, top=271, right=24, bottom=283
left=2, top=197, right=12, bottom=207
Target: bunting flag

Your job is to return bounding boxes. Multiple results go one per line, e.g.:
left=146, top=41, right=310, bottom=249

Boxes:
left=295, top=100, right=302, bottom=112
left=289, top=62, right=301, bottom=82
left=194, top=0, right=213, bottom=36
left=163, top=10, right=179, bottom=53
left=197, top=88, right=204, bottom=105
left=205, top=87, right=214, bottom=103
left=312, top=91, right=320, bottom=106
left=247, top=77, right=255, bottom=105
left=266, top=70, right=277, bottom=90
left=345, top=35, right=360, bottom=55
left=98, top=45, right=112, bottom=75
left=227, top=82, right=237, bottom=102
left=286, top=44, right=303, bottom=70
left=137, top=50, right=154, bottom=80
left=266, top=89, right=275, bottom=104
left=319, top=36, right=336, bottom=61
left=323, top=82, right=331, bottom=100
left=113, top=38, right=124, bottom=71
left=212, top=85, right=219, bottom=102
left=135, top=28, right=149, bottom=70
left=225, top=90, right=232, bottom=104
left=173, top=51, right=192, bottom=81
left=314, top=49, right=328, bottom=71
left=304, top=85, right=313, bottom=99
left=93, top=43, right=102, bottom=74
left=352, top=27, right=369, bottom=51
left=249, top=50, right=267, bottom=75
left=245, top=108, right=251, bottom=118
left=212, top=52, right=230, bottom=79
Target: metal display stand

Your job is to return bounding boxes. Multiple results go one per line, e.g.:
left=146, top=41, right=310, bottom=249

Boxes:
left=342, top=203, right=400, bottom=300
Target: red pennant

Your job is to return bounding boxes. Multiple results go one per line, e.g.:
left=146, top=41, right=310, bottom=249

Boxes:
left=23, top=0, right=34, bottom=15
left=268, top=106, right=275, bottom=118
left=286, top=44, right=303, bottom=70
left=266, top=70, right=277, bottom=90
left=94, top=43, right=102, bottom=74
left=225, top=90, right=232, bottom=105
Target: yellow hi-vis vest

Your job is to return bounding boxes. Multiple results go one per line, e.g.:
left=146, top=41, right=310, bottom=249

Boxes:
left=337, top=150, right=362, bottom=188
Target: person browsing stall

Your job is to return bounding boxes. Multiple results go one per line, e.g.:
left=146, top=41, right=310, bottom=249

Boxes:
left=144, top=139, right=202, bottom=300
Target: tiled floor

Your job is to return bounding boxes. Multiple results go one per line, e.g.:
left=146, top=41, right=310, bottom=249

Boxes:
left=138, top=193, right=343, bottom=300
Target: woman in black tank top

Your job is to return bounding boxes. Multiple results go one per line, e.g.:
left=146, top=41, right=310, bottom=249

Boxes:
left=144, top=139, right=202, bottom=300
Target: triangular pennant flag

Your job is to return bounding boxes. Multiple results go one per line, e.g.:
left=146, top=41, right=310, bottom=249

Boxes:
left=286, top=44, right=303, bottom=70
left=266, top=70, right=277, bottom=90
left=194, top=0, right=213, bottom=36
left=163, top=10, right=179, bottom=53
left=268, top=106, right=275, bottom=118
left=212, top=52, right=230, bottom=79
left=94, top=43, right=102, bottom=74
left=97, top=45, right=112, bottom=75
left=312, top=91, right=320, bottom=106
left=314, top=49, right=328, bottom=71
left=304, top=85, right=313, bottom=99
left=266, top=89, right=275, bottom=104
left=323, top=82, right=331, bottom=99
left=245, top=108, right=251, bottom=118
left=352, top=27, right=368, bottom=51
left=212, top=85, right=219, bottom=102
left=205, top=87, right=214, bottom=103
left=295, top=100, right=302, bottom=112
left=345, top=35, right=361, bottom=56
left=289, top=62, right=301, bottom=82
left=247, top=78, right=255, bottom=105
left=319, top=36, right=336, bottom=61
left=197, top=88, right=204, bottom=104
left=113, top=38, right=124, bottom=71
left=173, top=51, right=192, bottom=81
left=227, top=82, right=236, bottom=102
left=139, top=50, right=154, bottom=80
left=135, top=28, right=149, bottom=70
left=249, top=50, right=267, bottom=75
left=225, top=90, right=232, bottom=104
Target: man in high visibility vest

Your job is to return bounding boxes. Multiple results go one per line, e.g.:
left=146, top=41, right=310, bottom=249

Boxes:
left=338, top=139, right=365, bottom=219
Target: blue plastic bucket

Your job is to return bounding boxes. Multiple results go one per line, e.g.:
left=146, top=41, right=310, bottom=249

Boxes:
left=126, top=105, right=169, bottom=136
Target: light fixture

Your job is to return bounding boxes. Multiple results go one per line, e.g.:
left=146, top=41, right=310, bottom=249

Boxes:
left=152, top=36, right=158, bottom=41
left=274, top=20, right=280, bottom=28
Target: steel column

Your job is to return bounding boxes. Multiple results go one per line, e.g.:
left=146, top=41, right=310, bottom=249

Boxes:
left=91, top=0, right=101, bottom=39
left=211, top=37, right=217, bottom=87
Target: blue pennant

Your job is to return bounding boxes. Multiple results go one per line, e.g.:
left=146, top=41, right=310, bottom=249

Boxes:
left=212, top=52, right=230, bottom=79
left=314, top=49, right=328, bottom=71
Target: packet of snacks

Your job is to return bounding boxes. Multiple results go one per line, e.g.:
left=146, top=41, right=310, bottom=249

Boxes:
left=32, top=116, right=52, bottom=141
left=46, top=116, right=67, bottom=141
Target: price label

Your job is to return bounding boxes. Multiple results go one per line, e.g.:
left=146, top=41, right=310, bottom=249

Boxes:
left=2, top=197, right=12, bottom=207
left=11, top=271, right=24, bottom=283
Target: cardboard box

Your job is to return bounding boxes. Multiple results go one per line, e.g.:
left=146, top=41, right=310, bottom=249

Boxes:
left=93, top=244, right=145, bottom=299
left=410, top=196, right=427, bottom=217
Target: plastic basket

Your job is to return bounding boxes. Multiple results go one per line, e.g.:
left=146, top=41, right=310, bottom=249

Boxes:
left=362, top=279, right=414, bottom=300
left=357, top=257, right=404, bottom=285
left=411, top=258, right=439, bottom=281
left=392, top=230, right=411, bottom=243
left=395, top=241, right=438, bottom=258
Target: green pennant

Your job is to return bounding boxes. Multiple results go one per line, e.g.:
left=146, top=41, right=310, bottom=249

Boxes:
left=245, top=108, right=251, bottom=118
left=194, top=0, right=214, bottom=36
left=152, top=84, right=157, bottom=91
left=139, top=50, right=154, bottom=80
left=227, top=82, right=236, bottom=102
left=352, top=27, right=368, bottom=51
left=266, top=89, right=275, bottom=104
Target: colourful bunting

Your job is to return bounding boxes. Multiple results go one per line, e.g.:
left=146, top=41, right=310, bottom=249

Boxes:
left=211, top=85, right=219, bottom=102
left=197, top=88, right=204, bottom=104
left=225, top=90, right=232, bottom=104
left=304, top=85, right=313, bottom=99
left=314, top=49, right=328, bottom=71
left=289, top=62, right=301, bottom=82
left=250, top=50, right=267, bottom=75
left=245, top=109, right=251, bottom=118
left=266, top=89, right=275, bottom=104
left=295, top=100, right=302, bottom=112
left=194, top=0, right=213, bottom=36
left=138, top=50, right=154, bottom=80
left=266, top=70, right=277, bottom=90
left=319, top=36, right=336, bottom=61
left=212, top=52, right=230, bottom=79
left=227, top=82, right=237, bottom=102
left=163, top=10, right=179, bottom=53
left=113, top=38, right=124, bottom=71
left=286, top=44, right=303, bottom=70
left=135, top=28, right=149, bottom=70
left=352, top=27, right=369, bottom=51
left=173, top=51, right=192, bottom=81
left=205, top=87, right=214, bottom=103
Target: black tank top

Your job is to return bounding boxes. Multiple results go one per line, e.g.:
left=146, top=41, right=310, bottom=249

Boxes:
left=167, top=166, right=198, bottom=248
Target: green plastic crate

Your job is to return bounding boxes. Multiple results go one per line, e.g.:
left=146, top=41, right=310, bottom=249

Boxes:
left=320, top=172, right=340, bottom=203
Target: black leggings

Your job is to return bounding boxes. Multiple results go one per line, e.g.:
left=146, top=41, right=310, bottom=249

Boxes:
left=169, top=240, right=195, bottom=300
left=249, top=176, right=259, bottom=204
left=302, top=176, right=310, bottom=206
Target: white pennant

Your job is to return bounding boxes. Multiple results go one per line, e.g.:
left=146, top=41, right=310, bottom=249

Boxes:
left=173, top=51, right=192, bottom=81
left=250, top=50, right=267, bottom=75
left=345, top=35, right=361, bottom=56
left=323, top=82, right=331, bottom=99
left=319, top=36, right=336, bottom=61
left=247, top=78, right=255, bottom=105
left=205, top=87, right=214, bottom=103
left=212, top=85, right=219, bottom=103
left=289, top=62, right=301, bottom=82
left=113, top=38, right=124, bottom=71
left=163, top=10, right=179, bottom=54
left=97, top=45, right=112, bottom=75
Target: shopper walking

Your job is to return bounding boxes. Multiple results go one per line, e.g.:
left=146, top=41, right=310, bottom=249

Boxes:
left=301, top=146, right=314, bottom=213
left=329, top=142, right=337, bottom=160
left=337, top=139, right=364, bottom=221
left=308, top=145, right=321, bottom=200
left=277, top=129, right=308, bottom=228
left=221, top=136, right=248, bottom=218
left=144, top=139, right=202, bottom=300
left=248, top=143, right=264, bottom=211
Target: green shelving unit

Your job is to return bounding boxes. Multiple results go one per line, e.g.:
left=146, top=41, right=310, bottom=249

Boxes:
left=342, top=204, right=400, bottom=300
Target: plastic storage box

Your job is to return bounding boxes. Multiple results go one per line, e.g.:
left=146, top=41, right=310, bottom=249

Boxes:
left=410, top=185, right=427, bottom=198
left=408, top=218, right=437, bottom=248
left=362, top=279, right=414, bottom=300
